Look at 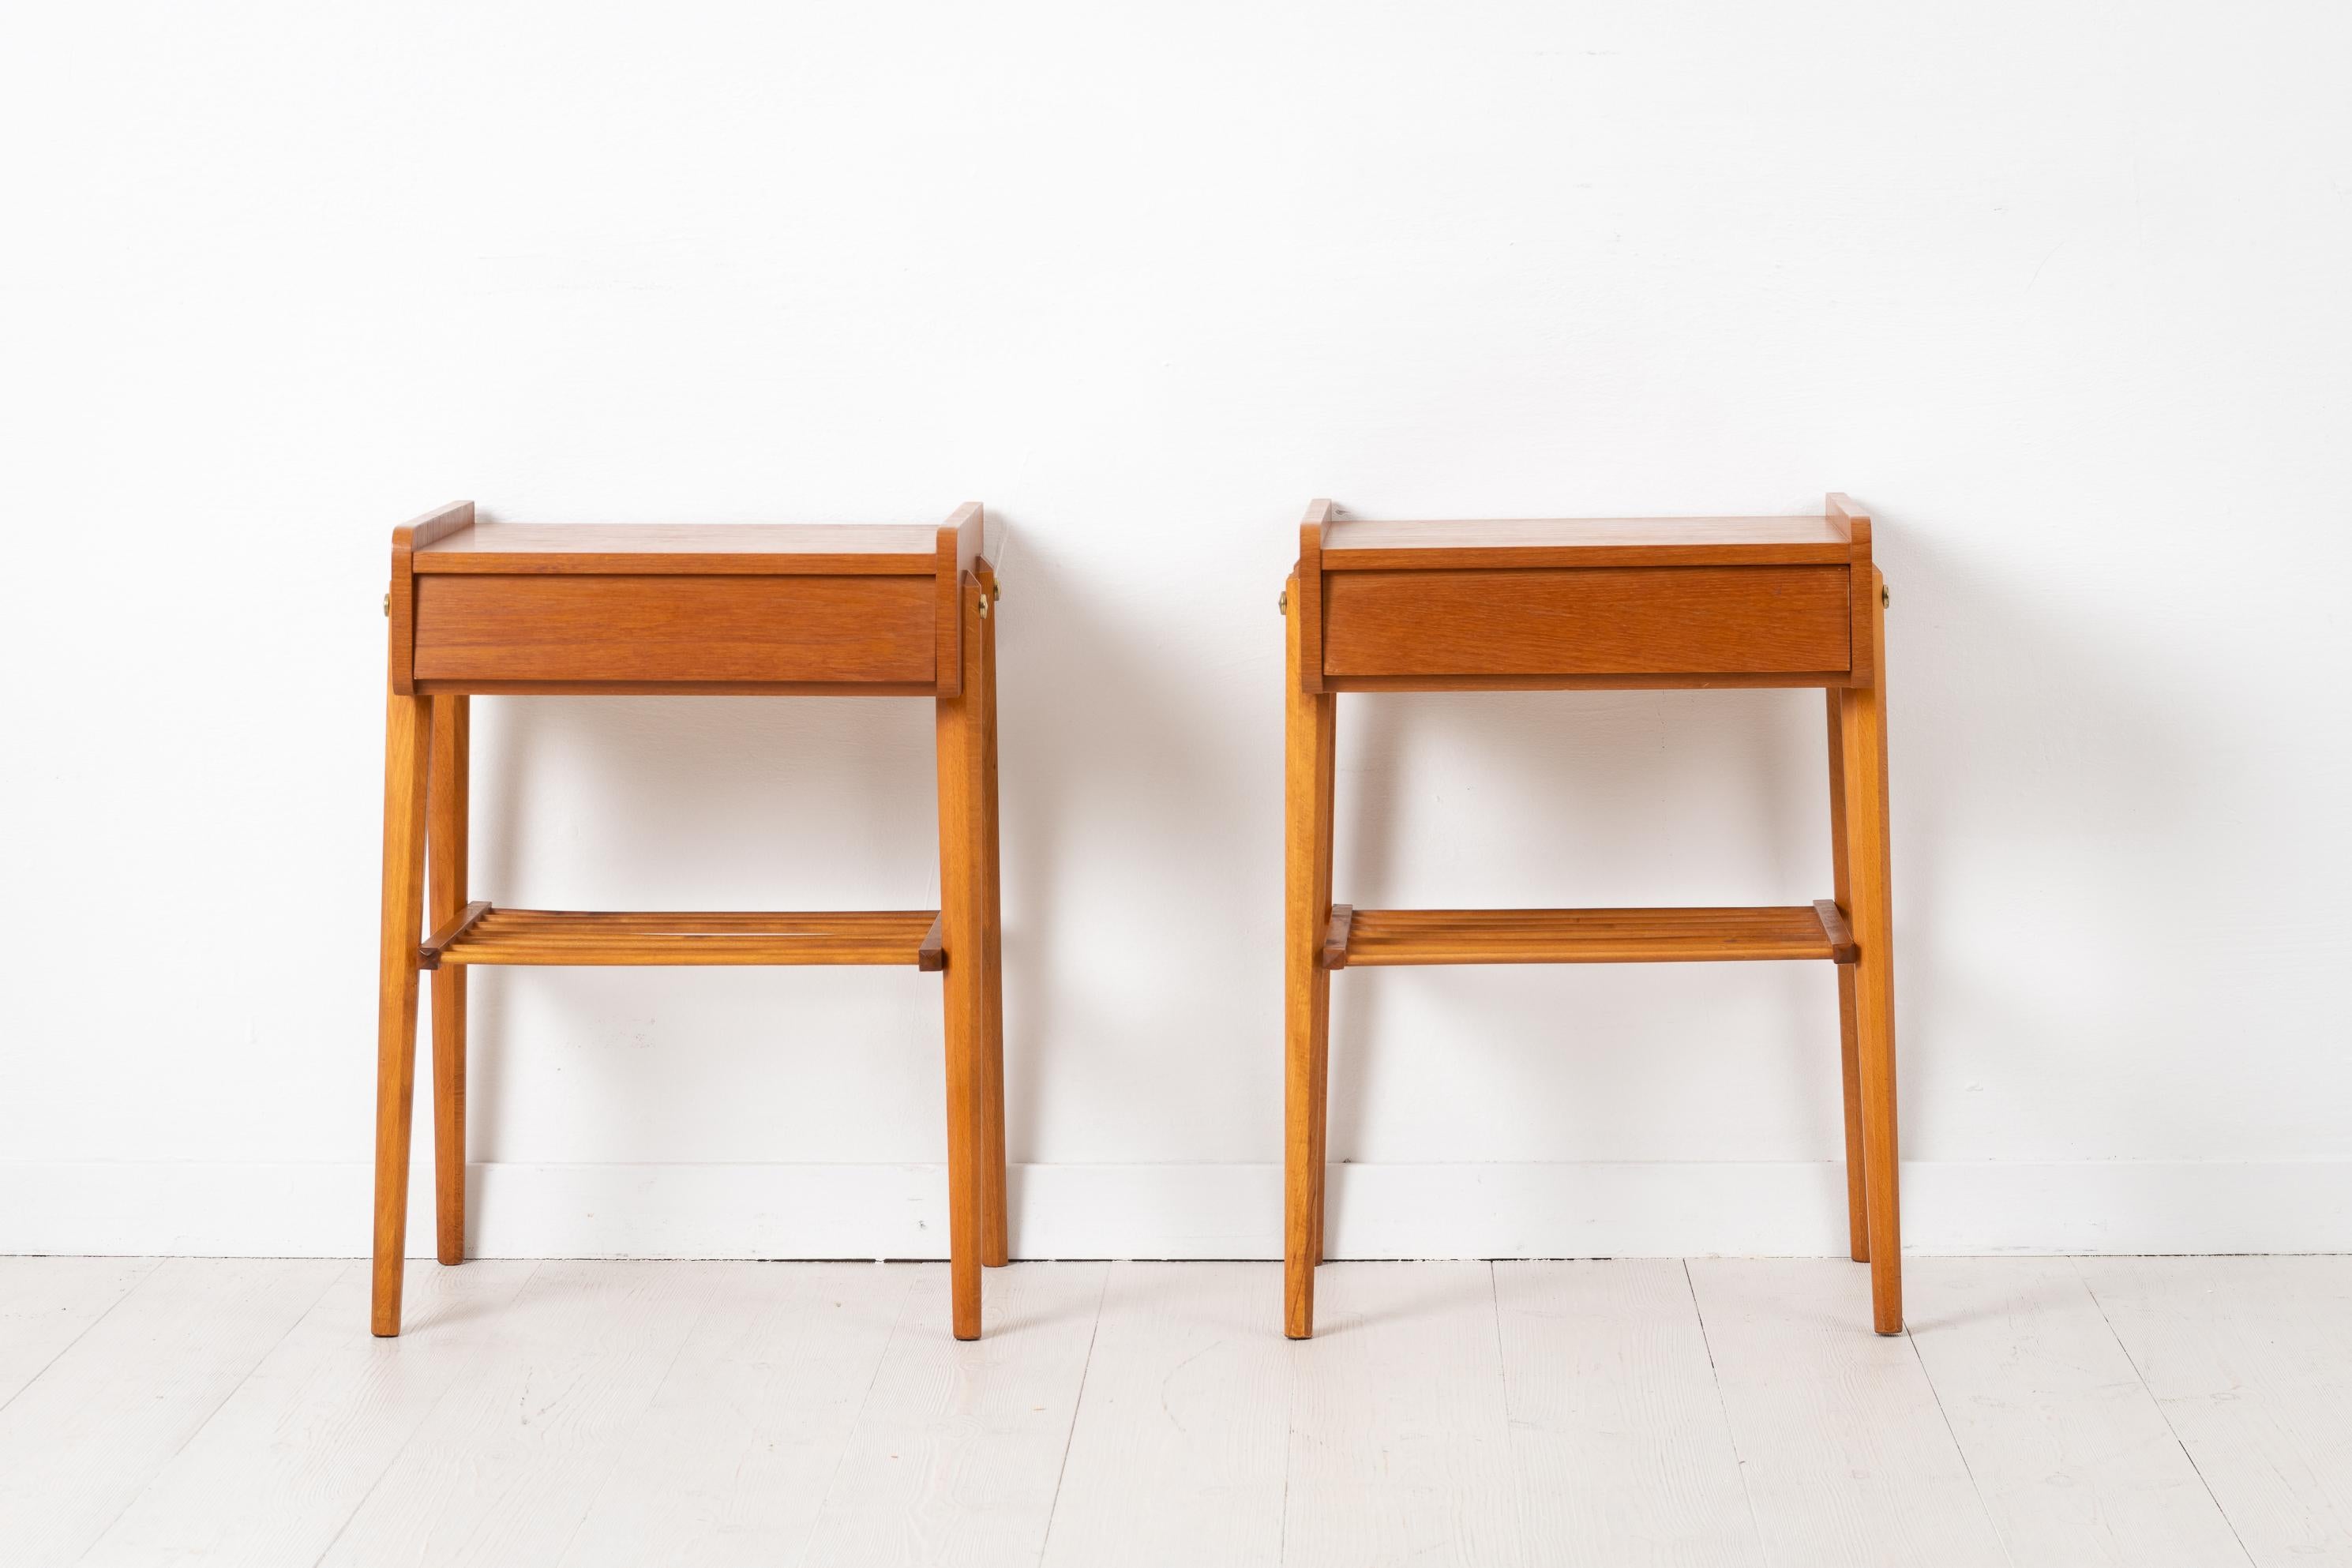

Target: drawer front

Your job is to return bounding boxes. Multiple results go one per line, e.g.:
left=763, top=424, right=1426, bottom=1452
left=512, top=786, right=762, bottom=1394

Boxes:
left=412, top=573, right=936, bottom=686
left=1322, top=566, right=1851, bottom=677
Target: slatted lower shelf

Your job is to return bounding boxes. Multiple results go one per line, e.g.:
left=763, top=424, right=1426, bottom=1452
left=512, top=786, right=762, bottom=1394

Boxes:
left=1326, top=902, right=1854, bottom=968
left=419, top=904, right=943, bottom=970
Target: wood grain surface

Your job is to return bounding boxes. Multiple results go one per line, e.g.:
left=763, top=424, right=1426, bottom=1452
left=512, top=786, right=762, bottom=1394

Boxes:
left=432, top=908, right=940, bottom=966
left=1321, top=565, right=1851, bottom=677
left=1340, top=906, right=1847, bottom=966
left=13, top=1259, right=2331, bottom=1566
left=411, top=572, right=936, bottom=686
left=411, top=522, right=937, bottom=574
left=1321, top=513, right=1852, bottom=571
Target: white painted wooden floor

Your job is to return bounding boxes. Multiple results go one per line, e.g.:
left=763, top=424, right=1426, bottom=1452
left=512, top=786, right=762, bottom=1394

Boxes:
left=3, top=1257, right=2346, bottom=1566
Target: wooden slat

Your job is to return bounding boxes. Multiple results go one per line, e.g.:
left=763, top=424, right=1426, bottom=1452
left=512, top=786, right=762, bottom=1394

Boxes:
left=415, top=898, right=490, bottom=970
left=474, top=910, right=935, bottom=928
left=1339, top=906, right=1843, bottom=966
left=444, top=946, right=918, bottom=966
left=436, top=909, right=940, bottom=967
left=445, top=943, right=921, bottom=966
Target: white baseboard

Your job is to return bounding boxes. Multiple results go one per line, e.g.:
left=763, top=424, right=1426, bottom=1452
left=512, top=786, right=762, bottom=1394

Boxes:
left=2, top=1161, right=2346, bottom=1259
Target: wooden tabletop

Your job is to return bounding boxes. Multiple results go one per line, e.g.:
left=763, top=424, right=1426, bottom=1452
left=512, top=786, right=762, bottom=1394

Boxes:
left=413, top=522, right=942, bottom=576
left=1319, top=515, right=1855, bottom=571
left=388, top=501, right=987, bottom=697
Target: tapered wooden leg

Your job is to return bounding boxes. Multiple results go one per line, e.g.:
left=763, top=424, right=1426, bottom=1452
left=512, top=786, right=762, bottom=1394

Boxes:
left=1307, top=981, right=1332, bottom=1270
left=1825, top=691, right=1869, bottom=1263
left=936, top=572, right=990, bottom=1339
left=1837, top=568, right=1900, bottom=1334
left=976, top=572, right=1009, bottom=1268
left=372, top=686, right=432, bottom=1336
left=428, top=695, right=470, bottom=1266
left=1284, top=576, right=1337, bottom=1339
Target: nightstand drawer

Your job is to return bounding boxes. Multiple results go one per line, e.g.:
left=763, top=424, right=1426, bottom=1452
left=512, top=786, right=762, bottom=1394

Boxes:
left=411, top=572, right=937, bottom=687
left=1320, top=565, right=1851, bottom=678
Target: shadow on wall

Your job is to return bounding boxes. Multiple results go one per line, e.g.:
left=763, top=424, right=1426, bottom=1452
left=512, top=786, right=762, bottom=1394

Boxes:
left=408, top=508, right=2214, bottom=1226
left=1313, top=517, right=2209, bottom=1205
left=1874, top=524, right=2208, bottom=1157
left=442, top=513, right=1270, bottom=1206
left=983, top=532, right=1279, bottom=1202
left=1321, top=680, right=1836, bottom=1181
left=461, top=688, right=940, bottom=1164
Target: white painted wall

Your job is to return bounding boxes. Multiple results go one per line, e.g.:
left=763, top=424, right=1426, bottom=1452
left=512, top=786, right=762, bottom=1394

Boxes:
left=6, top=2, right=2349, bottom=1259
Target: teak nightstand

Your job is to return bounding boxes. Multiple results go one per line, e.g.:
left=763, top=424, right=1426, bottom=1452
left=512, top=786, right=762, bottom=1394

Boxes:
left=1281, top=494, right=1900, bottom=1337
left=373, top=502, right=1006, bottom=1340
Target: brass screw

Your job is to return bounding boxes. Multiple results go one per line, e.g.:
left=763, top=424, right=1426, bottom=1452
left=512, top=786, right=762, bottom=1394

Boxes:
left=1277, top=588, right=1289, bottom=614
left=1881, top=584, right=1891, bottom=609
left=381, top=593, right=389, bottom=617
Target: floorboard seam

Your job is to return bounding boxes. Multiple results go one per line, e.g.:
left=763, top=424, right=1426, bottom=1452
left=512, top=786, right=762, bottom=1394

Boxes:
left=304, top=1259, right=546, bottom=1568
left=1277, top=1269, right=1297, bottom=1568
left=1681, top=1260, right=1770, bottom=1566
left=1035, top=1263, right=1111, bottom=1566
left=797, top=1263, right=923, bottom=1564
left=81, top=1260, right=349, bottom=1563
left=1483, top=1261, right=1521, bottom=1556
left=2071, top=1257, right=2259, bottom=1568
left=0, top=1257, right=163, bottom=1421
left=546, top=1262, right=725, bottom=1568
left=1904, top=1319, right=2020, bottom=1568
